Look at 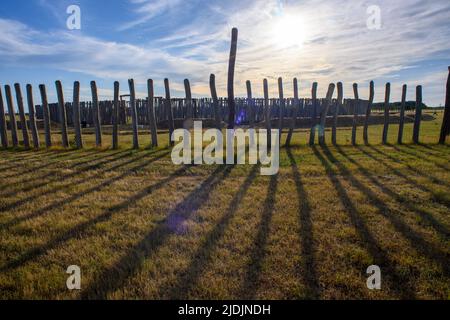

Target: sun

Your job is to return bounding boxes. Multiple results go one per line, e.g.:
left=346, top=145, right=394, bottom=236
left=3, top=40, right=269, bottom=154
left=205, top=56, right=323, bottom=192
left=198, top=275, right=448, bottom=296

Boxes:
left=271, top=14, right=307, bottom=49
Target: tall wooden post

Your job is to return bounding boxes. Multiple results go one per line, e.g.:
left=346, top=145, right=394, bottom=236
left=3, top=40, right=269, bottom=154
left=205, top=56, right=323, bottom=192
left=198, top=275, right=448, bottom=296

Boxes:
left=382, top=82, right=391, bottom=144
left=147, top=79, right=158, bottom=148
left=5, top=85, right=19, bottom=147
left=55, top=80, right=69, bottom=148
left=263, top=79, right=271, bottom=149
left=309, top=82, right=318, bottom=146
left=72, top=81, right=83, bottom=149
left=112, top=81, right=120, bottom=149
left=14, top=84, right=30, bottom=148
left=277, top=77, right=284, bottom=142
left=128, top=79, right=139, bottom=149
left=26, top=84, right=40, bottom=149
left=332, top=82, right=343, bottom=146
left=439, top=67, right=450, bottom=144
left=397, top=84, right=407, bottom=144
left=0, top=86, right=8, bottom=148
left=286, top=77, right=298, bottom=146
left=39, top=84, right=52, bottom=148
left=413, top=85, right=423, bottom=144
left=351, top=83, right=359, bottom=146
left=318, top=83, right=336, bottom=146
left=363, top=81, right=374, bottom=145
left=184, top=79, right=193, bottom=130
left=210, top=74, right=221, bottom=130
left=164, top=78, right=175, bottom=146
left=246, top=80, right=254, bottom=127
left=90, top=81, right=102, bottom=147
left=227, top=28, right=238, bottom=129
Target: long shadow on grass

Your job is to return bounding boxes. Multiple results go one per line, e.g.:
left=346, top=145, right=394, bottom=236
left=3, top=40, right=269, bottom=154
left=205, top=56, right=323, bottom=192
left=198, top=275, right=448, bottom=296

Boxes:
left=239, top=173, right=278, bottom=299
left=81, top=165, right=233, bottom=299
left=320, top=145, right=449, bottom=277
left=287, top=148, right=320, bottom=299
left=312, top=146, right=416, bottom=299
left=362, top=145, right=450, bottom=206
left=392, top=145, right=450, bottom=171
left=0, top=163, right=191, bottom=274
left=367, top=145, right=450, bottom=189
left=339, top=146, right=449, bottom=240
left=0, top=148, right=74, bottom=164
left=0, top=149, right=170, bottom=230
left=164, top=165, right=259, bottom=299
left=406, top=144, right=450, bottom=157
left=0, top=150, right=129, bottom=198
left=0, top=150, right=99, bottom=179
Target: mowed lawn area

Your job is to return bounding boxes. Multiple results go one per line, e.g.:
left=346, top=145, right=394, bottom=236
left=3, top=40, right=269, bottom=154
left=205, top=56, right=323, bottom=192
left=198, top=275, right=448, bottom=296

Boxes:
left=0, top=111, right=449, bottom=299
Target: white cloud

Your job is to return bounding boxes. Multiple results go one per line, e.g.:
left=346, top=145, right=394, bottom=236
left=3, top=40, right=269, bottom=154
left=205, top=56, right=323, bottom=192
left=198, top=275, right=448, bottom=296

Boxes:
left=0, top=0, right=449, bottom=105
left=118, top=0, right=182, bottom=31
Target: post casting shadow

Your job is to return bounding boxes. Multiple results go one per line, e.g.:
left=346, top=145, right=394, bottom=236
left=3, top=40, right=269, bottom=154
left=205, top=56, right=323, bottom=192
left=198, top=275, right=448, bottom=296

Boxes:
left=239, top=173, right=278, bottom=299
left=320, top=145, right=449, bottom=277
left=0, top=163, right=191, bottom=274
left=287, top=148, right=320, bottom=299
left=81, top=165, right=234, bottom=299
left=312, top=146, right=416, bottom=299
left=0, top=150, right=171, bottom=230
left=163, top=165, right=260, bottom=299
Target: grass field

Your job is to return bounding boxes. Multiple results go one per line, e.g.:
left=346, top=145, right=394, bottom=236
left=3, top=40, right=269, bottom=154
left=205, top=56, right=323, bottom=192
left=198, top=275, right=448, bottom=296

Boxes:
left=0, top=111, right=449, bottom=299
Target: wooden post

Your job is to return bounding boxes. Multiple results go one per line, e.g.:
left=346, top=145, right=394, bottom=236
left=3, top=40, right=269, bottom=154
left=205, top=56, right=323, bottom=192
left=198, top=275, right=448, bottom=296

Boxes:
left=147, top=79, right=158, bottom=148
left=286, top=77, right=298, bottom=146
left=90, top=81, right=103, bottom=147
left=26, top=84, right=40, bottom=149
left=263, top=78, right=271, bottom=149
left=397, top=84, right=407, bottom=144
left=112, top=81, right=120, bottom=149
left=210, top=74, right=221, bottom=130
left=55, top=81, right=69, bottom=148
left=318, top=83, right=336, bottom=146
left=4, top=85, right=19, bottom=147
left=413, top=85, right=423, bottom=144
left=164, top=78, right=175, bottom=146
left=14, top=84, right=30, bottom=148
left=351, top=83, right=359, bottom=146
left=72, top=81, right=83, bottom=149
left=363, top=81, right=375, bottom=145
left=227, top=28, right=238, bottom=129
left=184, top=79, right=193, bottom=130
left=128, top=79, right=139, bottom=149
left=0, top=86, right=8, bottom=148
left=382, top=82, right=391, bottom=144
left=332, top=82, right=343, bottom=146
left=439, top=67, right=450, bottom=144
left=277, top=77, right=284, bottom=142
left=309, top=82, right=318, bottom=146
left=246, top=80, right=254, bottom=127
left=39, top=84, right=52, bottom=148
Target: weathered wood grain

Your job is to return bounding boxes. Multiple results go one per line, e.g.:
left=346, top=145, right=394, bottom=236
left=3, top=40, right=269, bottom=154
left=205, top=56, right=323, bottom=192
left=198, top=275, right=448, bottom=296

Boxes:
left=128, top=79, right=139, bottom=149
left=39, top=84, right=52, bottom=148
left=26, top=84, right=40, bottom=149
left=397, top=84, right=407, bottom=145
left=227, top=28, right=238, bottom=129
left=147, top=79, right=158, bottom=148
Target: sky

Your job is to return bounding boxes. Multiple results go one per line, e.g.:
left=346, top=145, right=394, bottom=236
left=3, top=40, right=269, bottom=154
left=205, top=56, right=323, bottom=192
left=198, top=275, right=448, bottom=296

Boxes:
left=0, top=0, right=449, bottom=106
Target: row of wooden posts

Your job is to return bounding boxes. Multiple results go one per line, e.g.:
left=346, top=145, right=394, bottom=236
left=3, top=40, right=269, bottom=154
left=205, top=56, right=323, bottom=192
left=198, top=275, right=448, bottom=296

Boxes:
left=36, top=95, right=382, bottom=127
left=0, top=28, right=448, bottom=150
left=0, top=77, right=430, bottom=150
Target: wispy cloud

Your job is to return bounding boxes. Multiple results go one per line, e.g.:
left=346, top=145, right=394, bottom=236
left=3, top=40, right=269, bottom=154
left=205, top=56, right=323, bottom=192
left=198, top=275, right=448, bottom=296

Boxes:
left=0, top=0, right=449, bottom=105
left=118, top=0, right=182, bottom=31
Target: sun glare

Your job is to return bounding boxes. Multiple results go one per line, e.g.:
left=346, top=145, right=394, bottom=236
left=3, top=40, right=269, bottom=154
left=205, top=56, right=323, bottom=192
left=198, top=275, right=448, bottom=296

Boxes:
left=271, top=14, right=307, bottom=49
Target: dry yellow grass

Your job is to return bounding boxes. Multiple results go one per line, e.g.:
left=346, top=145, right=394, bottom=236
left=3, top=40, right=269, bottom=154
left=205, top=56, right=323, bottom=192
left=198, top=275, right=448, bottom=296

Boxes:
left=0, top=111, right=448, bottom=299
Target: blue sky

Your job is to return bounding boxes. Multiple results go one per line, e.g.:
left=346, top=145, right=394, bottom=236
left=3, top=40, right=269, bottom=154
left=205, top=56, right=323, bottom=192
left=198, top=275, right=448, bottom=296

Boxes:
left=0, top=0, right=449, bottom=106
